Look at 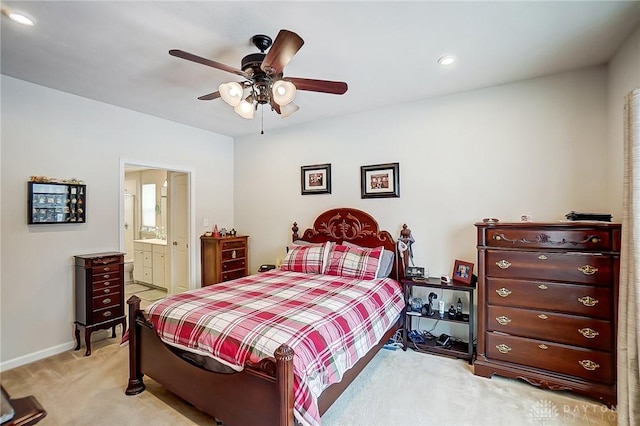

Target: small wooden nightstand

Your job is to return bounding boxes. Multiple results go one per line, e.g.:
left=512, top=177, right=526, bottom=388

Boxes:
left=200, top=236, right=249, bottom=286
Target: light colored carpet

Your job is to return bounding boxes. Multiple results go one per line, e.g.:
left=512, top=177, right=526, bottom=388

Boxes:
left=136, top=289, right=168, bottom=302
left=1, top=338, right=615, bottom=426
left=125, top=283, right=153, bottom=294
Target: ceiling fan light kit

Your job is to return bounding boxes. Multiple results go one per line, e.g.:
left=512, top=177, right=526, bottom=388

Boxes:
left=169, top=29, right=348, bottom=131
left=219, top=82, right=243, bottom=106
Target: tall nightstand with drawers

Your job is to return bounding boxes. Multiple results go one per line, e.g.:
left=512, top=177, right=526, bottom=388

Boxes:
left=200, top=236, right=249, bottom=286
left=474, top=222, right=621, bottom=407
left=74, top=252, right=127, bottom=356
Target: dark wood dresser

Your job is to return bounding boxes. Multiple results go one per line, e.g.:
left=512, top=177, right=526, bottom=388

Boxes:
left=475, top=222, right=620, bottom=407
left=74, top=252, right=127, bottom=356
left=200, top=236, right=249, bottom=286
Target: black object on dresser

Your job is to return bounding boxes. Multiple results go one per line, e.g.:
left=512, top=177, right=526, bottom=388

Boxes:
left=474, top=222, right=621, bottom=407
left=74, top=252, right=127, bottom=356
left=402, top=278, right=475, bottom=364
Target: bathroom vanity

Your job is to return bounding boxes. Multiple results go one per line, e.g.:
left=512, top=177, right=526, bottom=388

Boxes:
left=133, top=239, right=167, bottom=289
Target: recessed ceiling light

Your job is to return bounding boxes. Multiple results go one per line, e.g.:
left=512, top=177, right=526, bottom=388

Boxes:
left=438, top=56, right=455, bottom=66
left=3, top=8, right=35, bottom=26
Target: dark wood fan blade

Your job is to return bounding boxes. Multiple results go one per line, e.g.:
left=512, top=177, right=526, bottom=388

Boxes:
left=270, top=99, right=281, bottom=114
left=261, top=30, right=304, bottom=75
left=197, top=91, right=221, bottom=101
left=169, top=49, right=250, bottom=78
left=285, top=77, right=348, bottom=95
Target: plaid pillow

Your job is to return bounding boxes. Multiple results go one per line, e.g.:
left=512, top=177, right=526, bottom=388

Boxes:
left=324, top=244, right=383, bottom=280
left=280, top=242, right=330, bottom=274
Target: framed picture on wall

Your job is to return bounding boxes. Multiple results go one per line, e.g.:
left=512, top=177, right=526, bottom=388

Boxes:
left=301, top=163, right=331, bottom=195
left=360, top=162, right=400, bottom=199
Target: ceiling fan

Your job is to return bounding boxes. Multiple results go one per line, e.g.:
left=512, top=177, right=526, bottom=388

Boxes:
left=169, top=29, right=348, bottom=122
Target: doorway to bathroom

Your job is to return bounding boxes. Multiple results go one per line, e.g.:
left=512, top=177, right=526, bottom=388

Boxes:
left=121, top=162, right=193, bottom=296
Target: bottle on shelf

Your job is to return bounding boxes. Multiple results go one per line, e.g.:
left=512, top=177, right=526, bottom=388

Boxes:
left=456, top=297, right=463, bottom=320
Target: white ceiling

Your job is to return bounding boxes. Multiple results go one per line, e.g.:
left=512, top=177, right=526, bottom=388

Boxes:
left=2, top=1, right=639, bottom=138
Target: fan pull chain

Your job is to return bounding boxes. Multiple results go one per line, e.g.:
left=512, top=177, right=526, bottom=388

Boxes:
left=260, top=105, right=264, bottom=135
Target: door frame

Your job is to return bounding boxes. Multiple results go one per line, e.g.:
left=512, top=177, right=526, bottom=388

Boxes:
left=119, top=158, right=196, bottom=291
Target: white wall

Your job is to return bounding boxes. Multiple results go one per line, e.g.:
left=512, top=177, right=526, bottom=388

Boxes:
left=0, top=76, right=235, bottom=368
left=607, top=25, right=640, bottom=218
left=235, top=67, right=611, bottom=279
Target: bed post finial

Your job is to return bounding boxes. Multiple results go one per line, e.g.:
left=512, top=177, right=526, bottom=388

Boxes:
left=292, top=222, right=299, bottom=242
left=275, top=344, right=295, bottom=426
left=125, top=295, right=146, bottom=395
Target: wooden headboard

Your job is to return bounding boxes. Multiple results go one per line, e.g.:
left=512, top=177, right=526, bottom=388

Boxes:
left=292, top=207, right=404, bottom=281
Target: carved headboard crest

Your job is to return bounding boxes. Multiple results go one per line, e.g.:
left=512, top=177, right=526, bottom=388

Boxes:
left=292, top=208, right=402, bottom=281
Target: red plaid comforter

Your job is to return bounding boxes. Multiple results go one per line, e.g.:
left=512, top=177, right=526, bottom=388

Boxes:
left=146, top=269, right=404, bottom=426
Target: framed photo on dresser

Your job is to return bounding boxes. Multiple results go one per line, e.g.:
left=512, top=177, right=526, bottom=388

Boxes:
left=452, top=259, right=474, bottom=286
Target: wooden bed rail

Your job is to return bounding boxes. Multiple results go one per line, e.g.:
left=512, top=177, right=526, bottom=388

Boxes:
left=125, top=295, right=296, bottom=426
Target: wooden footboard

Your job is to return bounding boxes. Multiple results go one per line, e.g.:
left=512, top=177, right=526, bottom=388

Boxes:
left=125, top=295, right=295, bottom=426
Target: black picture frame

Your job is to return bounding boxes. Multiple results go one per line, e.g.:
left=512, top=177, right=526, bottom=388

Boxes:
left=301, top=163, right=331, bottom=195
left=452, top=259, right=474, bottom=286
left=360, top=162, right=400, bottom=199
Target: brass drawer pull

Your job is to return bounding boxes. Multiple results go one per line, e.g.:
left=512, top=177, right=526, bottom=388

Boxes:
left=102, top=298, right=111, bottom=304
left=579, top=360, right=600, bottom=371
left=496, top=288, right=512, bottom=297
left=103, top=311, right=112, bottom=317
left=496, top=344, right=511, bottom=354
left=578, top=296, right=599, bottom=307
left=578, top=328, right=599, bottom=339
left=103, top=267, right=110, bottom=271
left=538, top=255, right=548, bottom=260
left=591, top=236, right=601, bottom=244
left=538, top=314, right=548, bottom=320
left=103, top=288, right=110, bottom=294
left=578, top=265, right=598, bottom=275
left=538, top=344, right=548, bottom=350
left=103, top=274, right=110, bottom=279
left=496, top=260, right=511, bottom=269
left=538, top=284, right=548, bottom=290
left=496, top=316, right=512, bottom=325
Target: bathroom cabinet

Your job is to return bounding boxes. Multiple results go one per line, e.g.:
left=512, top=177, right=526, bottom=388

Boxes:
left=133, top=239, right=167, bottom=289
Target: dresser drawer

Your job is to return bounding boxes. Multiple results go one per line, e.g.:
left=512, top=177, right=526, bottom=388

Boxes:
left=92, top=264, right=120, bottom=274
left=486, top=305, right=613, bottom=350
left=91, top=305, right=124, bottom=324
left=92, top=276, right=121, bottom=291
left=92, top=282, right=120, bottom=296
left=486, top=228, right=613, bottom=251
left=222, top=240, right=246, bottom=250
left=221, top=269, right=247, bottom=282
left=89, top=254, right=123, bottom=266
left=222, top=248, right=246, bottom=262
left=485, top=332, right=614, bottom=384
left=222, top=258, right=246, bottom=272
left=486, top=250, right=613, bottom=285
left=92, top=270, right=122, bottom=284
left=93, top=271, right=122, bottom=287
left=486, top=278, right=612, bottom=318
left=92, top=292, right=121, bottom=310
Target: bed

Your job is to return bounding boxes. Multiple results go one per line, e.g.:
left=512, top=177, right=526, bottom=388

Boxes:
left=125, top=207, right=406, bottom=426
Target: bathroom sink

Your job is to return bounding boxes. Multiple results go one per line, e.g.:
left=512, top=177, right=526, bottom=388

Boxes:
left=133, top=238, right=167, bottom=245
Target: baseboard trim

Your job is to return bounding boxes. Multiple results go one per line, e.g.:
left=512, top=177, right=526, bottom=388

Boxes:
left=0, top=341, right=75, bottom=372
